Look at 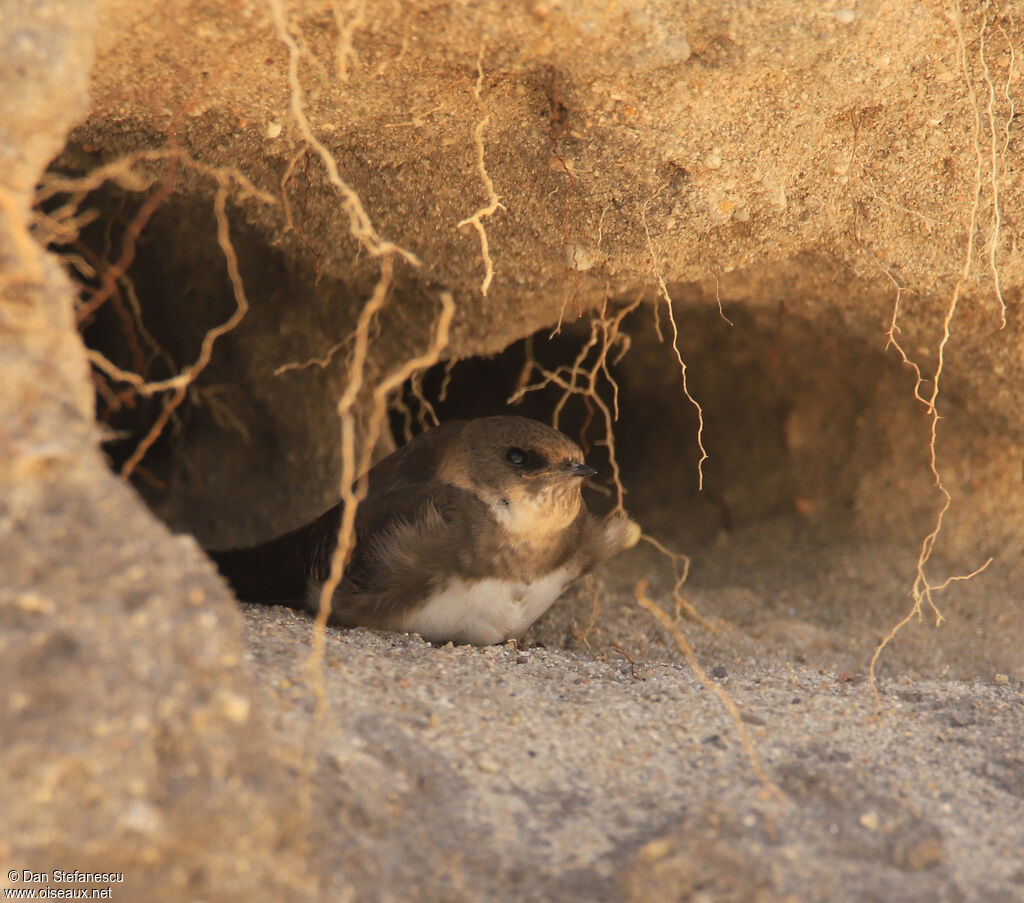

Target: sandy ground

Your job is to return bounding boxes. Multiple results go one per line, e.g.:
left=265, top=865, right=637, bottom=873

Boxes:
left=241, top=602, right=1024, bottom=903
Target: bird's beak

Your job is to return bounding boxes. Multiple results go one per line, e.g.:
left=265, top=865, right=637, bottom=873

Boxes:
left=556, top=461, right=597, bottom=479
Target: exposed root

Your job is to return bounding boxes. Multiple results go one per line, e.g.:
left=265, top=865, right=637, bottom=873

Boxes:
left=636, top=580, right=786, bottom=805
left=278, top=144, right=306, bottom=236
left=639, top=532, right=715, bottom=631
left=305, top=282, right=455, bottom=695
left=39, top=149, right=277, bottom=472
left=568, top=574, right=604, bottom=651
left=882, top=278, right=929, bottom=407
left=57, top=156, right=263, bottom=476
left=979, top=21, right=1007, bottom=329
left=37, top=149, right=274, bottom=335
left=457, top=48, right=504, bottom=297
left=36, top=148, right=275, bottom=207
left=307, top=256, right=395, bottom=659
left=268, top=0, right=420, bottom=266
left=868, top=4, right=1002, bottom=703
left=869, top=555, right=993, bottom=699
left=119, top=272, right=177, bottom=376
left=509, top=298, right=712, bottom=629
left=384, top=105, right=443, bottom=129
left=547, top=66, right=584, bottom=334
left=274, top=334, right=355, bottom=376
left=508, top=294, right=639, bottom=511
left=193, top=384, right=251, bottom=443
left=275, top=144, right=324, bottom=280
left=389, top=391, right=416, bottom=445
left=329, top=0, right=366, bottom=81
left=74, top=156, right=180, bottom=325
left=640, top=192, right=708, bottom=490
left=408, top=369, right=441, bottom=430
left=437, top=358, right=456, bottom=402
left=120, top=184, right=249, bottom=478
left=710, top=269, right=733, bottom=326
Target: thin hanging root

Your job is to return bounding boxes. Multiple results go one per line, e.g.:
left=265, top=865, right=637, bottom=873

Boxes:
left=30, top=205, right=101, bottom=248
left=44, top=148, right=276, bottom=473
left=268, top=0, right=420, bottom=266
left=119, top=184, right=250, bottom=479
left=508, top=299, right=713, bottom=627
left=640, top=193, right=708, bottom=489
left=710, top=269, right=733, bottom=326
left=77, top=155, right=181, bottom=324
left=868, top=556, right=992, bottom=697
left=507, top=295, right=638, bottom=511
left=996, top=20, right=1016, bottom=174
left=868, top=4, right=995, bottom=704
left=883, top=280, right=929, bottom=407
left=408, top=370, right=441, bottom=430
left=568, top=573, right=604, bottom=650
left=457, top=49, right=504, bottom=297
left=304, top=285, right=456, bottom=707
left=291, top=257, right=397, bottom=837
left=639, top=532, right=715, bottom=631
left=512, top=333, right=537, bottom=397
left=328, top=0, right=366, bottom=81
left=278, top=144, right=307, bottom=236
left=979, top=22, right=1007, bottom=328
left=437, top=358, right=456, bottom=402
left=273, top=334, right=354, bottom=375
left=36, top=147, right=276, bottom=206
left=636, top=580, right=786, bottom=805
left=39, top=149, right=274, bottom=328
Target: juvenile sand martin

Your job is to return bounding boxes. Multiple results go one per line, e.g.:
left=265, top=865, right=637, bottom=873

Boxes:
left=211, top=416, right=639, bottom=644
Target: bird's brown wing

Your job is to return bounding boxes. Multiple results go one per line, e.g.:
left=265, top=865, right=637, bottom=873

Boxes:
left=207, top=424, right=471, bottom=603
left=309, top=480, right=492, bottom=628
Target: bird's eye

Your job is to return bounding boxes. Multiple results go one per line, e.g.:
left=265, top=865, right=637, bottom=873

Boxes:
left=505, top=447, right=527, bottom=466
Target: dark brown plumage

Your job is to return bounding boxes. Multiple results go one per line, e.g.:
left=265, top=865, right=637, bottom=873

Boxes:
left=210, top=416, right=639, bottom=644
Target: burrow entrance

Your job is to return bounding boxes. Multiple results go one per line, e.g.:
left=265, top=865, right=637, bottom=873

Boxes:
left=61, top=172, right=1023, bottom=681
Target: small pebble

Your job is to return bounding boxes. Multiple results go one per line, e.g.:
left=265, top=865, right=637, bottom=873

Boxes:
left=835, top=9, right=856, bottom=24
left=638, top=837, right=673, bottom=862
left=859, top=811, right=880, bottom=831
left=711, top=665, right=728, bottom=679
left=549, top=155, right=575, bottom=174
left=994, top=673, right=1010, bottom=685
left=564, top=242, right=600, bottom=271
left=516, top=653, right=530, bottom=664
left=14, top=593, right=55, bottom=614
left=217, top=690, right=250, bottom=723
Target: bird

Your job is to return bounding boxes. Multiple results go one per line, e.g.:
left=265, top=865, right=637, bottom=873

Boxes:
left=209, top=415, right=640, bottom=645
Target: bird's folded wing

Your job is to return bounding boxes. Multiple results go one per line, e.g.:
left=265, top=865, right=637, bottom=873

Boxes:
left=311, top=481, right=488, bottom=626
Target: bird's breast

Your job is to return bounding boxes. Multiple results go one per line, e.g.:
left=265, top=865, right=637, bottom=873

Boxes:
left=393, top=566, right=575, bottom=645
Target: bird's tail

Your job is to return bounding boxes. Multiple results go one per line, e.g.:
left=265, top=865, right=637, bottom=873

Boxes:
left=207, top=505, right=341, bottom=603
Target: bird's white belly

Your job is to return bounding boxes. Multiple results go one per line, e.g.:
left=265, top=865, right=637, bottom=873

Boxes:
left=396, top=566, right=575, bottom=645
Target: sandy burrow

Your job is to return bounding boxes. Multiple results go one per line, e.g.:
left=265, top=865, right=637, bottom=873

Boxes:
left=242, top=604, right=1024, bottom=903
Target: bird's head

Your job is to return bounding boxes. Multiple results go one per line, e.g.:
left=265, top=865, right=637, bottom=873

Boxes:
left=440, top=416, right=595, bottom=538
